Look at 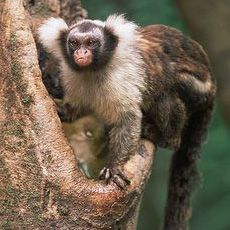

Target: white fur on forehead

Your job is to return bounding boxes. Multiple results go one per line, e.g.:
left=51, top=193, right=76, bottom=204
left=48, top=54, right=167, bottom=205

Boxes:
left=76, top=15, right=137, bottom=41
left=105, top=14, right=138, bottom=41
left=74, top=19, right=105, bottom=27
left=69, top=19, right=105, bottom=39
left=69, top=27, right=103, bottom=39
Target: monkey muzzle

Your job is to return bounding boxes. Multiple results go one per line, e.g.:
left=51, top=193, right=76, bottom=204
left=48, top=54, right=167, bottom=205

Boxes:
left=74, top=48, right=93, bottom=67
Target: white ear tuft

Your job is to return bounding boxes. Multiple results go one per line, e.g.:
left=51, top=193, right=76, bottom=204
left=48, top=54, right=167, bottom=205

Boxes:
left=105, top=14, right=137, bottom=30
left=105, top=14, right=138, bottom=44
left=105, top=14, right=127, bottom=26
left=38, top=17, right=68, bottom=59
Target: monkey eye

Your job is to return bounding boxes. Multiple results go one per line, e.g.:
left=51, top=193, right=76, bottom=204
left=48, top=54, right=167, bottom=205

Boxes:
left=85, top=130, right=94, bottom=138
left=87, top=40, right=96, bottom=47
left=69, top=39, right=79, bottom=47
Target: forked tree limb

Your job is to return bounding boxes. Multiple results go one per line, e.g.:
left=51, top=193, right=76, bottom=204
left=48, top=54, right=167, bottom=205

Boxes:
left=0, top=0, right=155, bottom=229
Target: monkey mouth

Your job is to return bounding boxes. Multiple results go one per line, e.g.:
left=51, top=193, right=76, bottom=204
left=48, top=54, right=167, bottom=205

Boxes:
left=74, top=56, right=92, bottom=67
left=76, top=57, right=85, bottom=63
left=75, top=57, right=90, bottom=66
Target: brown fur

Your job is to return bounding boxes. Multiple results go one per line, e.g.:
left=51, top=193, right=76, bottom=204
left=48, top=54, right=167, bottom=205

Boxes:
left=138, top=25, right=216, bottom=229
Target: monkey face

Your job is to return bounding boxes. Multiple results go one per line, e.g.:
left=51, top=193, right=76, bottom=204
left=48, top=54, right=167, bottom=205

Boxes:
left=67, top=32, right=100, bottom=68
left=65, top=21, right=118, bottom=71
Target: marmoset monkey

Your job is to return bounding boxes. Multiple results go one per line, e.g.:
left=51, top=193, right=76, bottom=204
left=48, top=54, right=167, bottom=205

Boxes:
left=62, top=115, right=108, bottom=178
left=38, top=15, right=216, bottom=229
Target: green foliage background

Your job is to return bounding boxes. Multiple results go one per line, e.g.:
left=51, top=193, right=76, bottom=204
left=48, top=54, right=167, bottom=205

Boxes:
left=82, top=0, right=230, bottom=229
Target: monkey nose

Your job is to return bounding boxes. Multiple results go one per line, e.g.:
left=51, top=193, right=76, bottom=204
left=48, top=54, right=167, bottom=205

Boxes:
left=77, top=48, right=88, bottom=56
left=74, top=48, right=93, bottom=66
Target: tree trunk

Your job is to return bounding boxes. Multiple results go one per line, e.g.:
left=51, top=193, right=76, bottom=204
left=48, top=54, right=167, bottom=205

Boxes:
left=0, top=0, right=155, bottom=229
left=176, top=0, right=230, bottom=127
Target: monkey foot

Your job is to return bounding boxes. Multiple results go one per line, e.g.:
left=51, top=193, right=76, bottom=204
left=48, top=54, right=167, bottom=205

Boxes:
left=99, top=167, right=130, bottom=189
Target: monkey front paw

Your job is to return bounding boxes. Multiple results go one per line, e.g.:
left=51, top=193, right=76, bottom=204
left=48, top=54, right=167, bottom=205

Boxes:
left=99, top=167, right=130, bottom=189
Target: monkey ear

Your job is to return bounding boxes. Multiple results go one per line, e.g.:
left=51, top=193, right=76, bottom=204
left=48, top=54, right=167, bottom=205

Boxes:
left=38, top=17, right=69, bottom=59
left=105, top=14, right=127, bottom=28
left=38, top=17, right=68, bottom=44
left=104, top=14, right=138, bottom=46
left=104, top=27, right=119, bottom=50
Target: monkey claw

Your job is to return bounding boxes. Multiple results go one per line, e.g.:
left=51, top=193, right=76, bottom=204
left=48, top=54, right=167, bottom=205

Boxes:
left=99, top=166, right=131, bottom=189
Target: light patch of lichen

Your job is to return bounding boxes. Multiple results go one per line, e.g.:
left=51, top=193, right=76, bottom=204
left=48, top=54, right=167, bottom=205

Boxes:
left=1, top=220, right=13, bottom=230
left=8, top=33, right=17, bottom=51
left=6, top=120, right=25, bottom=138
left=0, top=182, right=43, bottom=229
left=0, top=184, right=21, bottom=229
left=16, top=83, right=27, bottom=94
left=21, top=94, right=34, bottom=107
left=10, top=61, right=34, bottom=110
left=43, top=150, right=54, bottom=165
left=22, top=146, right=39, bottom=167
left=6, top=32, right=35, bottom=111
left=32, top=122, right=41, bottom=135
left=10, top=62, right=22, bottom=81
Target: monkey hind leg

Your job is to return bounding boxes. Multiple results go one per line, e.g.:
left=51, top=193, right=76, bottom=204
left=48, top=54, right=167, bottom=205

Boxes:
left=163, top=103, right=214, bottom=230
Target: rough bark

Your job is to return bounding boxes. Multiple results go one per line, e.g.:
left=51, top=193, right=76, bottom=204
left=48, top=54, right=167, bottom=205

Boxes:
left=0, top=0, right=155, bottom=229
left=176, top=0, right=230, bottom=127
